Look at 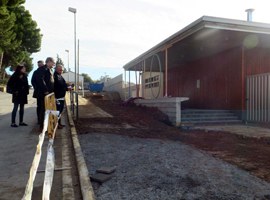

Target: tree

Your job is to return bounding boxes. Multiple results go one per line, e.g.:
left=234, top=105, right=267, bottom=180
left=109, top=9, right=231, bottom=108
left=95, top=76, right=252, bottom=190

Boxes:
left=4, top=5, right=41, bottom=72
left=99, top=74, right=110, bottom=82
left=0, top=1, right=42, bottom=78
left=55, top=54, right=67, bottom=73
left=0, top=6, right=16, bottom=74
left=0, top=0, right=21, bottom=70
left=1, top=0, right=25, bottom=7
left=81, top=73, right=93, bottom=83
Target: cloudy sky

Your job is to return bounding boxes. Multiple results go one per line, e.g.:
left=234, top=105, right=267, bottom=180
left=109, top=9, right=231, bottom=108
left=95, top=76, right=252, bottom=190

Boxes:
left=24, top=0, right=270, bottom=80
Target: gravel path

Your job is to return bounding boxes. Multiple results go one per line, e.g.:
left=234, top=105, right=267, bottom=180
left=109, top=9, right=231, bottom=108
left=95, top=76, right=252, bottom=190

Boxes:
left=79, top=133, right=270, bottom=200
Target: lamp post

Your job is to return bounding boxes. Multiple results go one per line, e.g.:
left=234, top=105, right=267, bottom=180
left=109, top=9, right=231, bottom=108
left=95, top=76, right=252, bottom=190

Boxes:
left=65, top=49, right=70, bottom=82
left=68, top=7, right=77, bottom=92
left=77, top=39, right=80, bottom=91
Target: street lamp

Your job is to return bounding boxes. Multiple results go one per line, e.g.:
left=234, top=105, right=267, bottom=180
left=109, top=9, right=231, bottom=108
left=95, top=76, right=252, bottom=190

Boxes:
left=65, top=49, right=70, bottom=82
left=68, top=7, right=77, bottom=92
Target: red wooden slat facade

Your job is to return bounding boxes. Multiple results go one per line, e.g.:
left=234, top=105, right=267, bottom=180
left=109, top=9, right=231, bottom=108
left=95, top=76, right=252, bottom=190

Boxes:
left=138, top=44, right=270, bottom=112
left=167, top=47, right=270, bottom=110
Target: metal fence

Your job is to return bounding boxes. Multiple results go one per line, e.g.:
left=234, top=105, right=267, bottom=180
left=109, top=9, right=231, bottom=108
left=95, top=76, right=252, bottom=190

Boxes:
left=70, top=91, right=79, bottom=120
left=246, top=73, right=270, bottom=122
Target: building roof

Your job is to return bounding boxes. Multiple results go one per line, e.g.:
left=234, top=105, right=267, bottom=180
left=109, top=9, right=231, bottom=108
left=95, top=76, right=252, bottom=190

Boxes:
left=123, top=16, right=270, bottom=71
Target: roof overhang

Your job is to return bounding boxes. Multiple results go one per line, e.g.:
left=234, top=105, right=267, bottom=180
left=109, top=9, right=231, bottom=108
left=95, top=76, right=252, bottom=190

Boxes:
left=123, top=16, right=270, bottom=71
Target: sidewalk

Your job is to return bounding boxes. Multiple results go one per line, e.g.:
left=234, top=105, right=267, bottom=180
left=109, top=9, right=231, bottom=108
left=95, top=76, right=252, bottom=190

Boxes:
left=78, top=94, right=112, bottom=118
left=193, top=124, right=270, bottom=138
left=0, top=91, right=78, bottom=199
left=0, top=91, right=44, bottom=199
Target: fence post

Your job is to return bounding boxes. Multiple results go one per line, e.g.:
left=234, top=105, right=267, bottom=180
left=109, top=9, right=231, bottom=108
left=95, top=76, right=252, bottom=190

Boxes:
left=44, top=93, right=58, bottom=138
left=76, top=92, right=79, bottom=120
left=69, top=91, right=79, bottom=120
left=71, top=91, right=74, bottom=116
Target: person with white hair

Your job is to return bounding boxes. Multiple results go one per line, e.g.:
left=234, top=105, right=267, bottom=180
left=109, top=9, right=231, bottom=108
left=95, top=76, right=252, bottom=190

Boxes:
left=54, top=64, right=68, bottom=129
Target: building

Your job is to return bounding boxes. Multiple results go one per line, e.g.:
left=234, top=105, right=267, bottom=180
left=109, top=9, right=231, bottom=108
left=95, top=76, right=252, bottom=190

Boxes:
left=62, top=71, right=84, bottom=87
left=123, top=16, right=270, bottom=124
left=62, top=71, right=85, bottom=96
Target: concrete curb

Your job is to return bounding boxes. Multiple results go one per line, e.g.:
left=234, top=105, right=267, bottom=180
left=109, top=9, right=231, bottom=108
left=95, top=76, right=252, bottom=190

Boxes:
left=65, top=95, right=96, bottom=200
left=62, top=124, right=75, bottom=200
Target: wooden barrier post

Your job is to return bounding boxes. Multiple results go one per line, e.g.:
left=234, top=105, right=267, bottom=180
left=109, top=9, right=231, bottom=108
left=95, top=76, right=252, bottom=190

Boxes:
left=45, top=93, right=58, bottom=139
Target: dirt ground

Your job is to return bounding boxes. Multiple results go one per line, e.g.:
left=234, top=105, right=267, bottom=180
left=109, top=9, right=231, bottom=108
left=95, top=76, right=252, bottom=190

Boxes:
left=76, top=98, right=270, bottom=183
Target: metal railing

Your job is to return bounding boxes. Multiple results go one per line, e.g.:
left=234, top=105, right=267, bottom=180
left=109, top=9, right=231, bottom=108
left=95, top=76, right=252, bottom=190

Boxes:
left=70, top=91, right=79, bottom=120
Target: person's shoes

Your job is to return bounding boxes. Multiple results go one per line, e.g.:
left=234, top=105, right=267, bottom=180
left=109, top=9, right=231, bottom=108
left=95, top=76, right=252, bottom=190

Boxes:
left=19, top=122, right=28, bottom=126
left=58, top=124, right=64, bottom=129
left=39, top=126, right=44, bottom=132
left=59, top=123, right=65, bottom=127
left=11, top=123, right=18, bottom=127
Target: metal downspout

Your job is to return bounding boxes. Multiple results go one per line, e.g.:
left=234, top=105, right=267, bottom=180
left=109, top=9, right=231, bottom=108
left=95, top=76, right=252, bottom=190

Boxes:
left=165, top=48, right=168, bottom=97
left=128, top=70, right=131, bottom=98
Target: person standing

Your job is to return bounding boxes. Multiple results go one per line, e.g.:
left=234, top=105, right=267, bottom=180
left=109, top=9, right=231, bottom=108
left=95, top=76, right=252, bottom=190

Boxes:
left=7, top=65, right=29, bottom=127
left=35, top=57, right=55, bottom=130
left=54, top=64, right=68, bottom=129
left=31, top=60, right=44, bottom=124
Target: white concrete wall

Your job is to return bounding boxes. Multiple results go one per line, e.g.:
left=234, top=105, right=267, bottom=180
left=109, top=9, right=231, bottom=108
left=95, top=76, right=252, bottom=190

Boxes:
left=103, top=74, right=143, bottom=99
left=135, top=97, right=189, bottom=126
left=106, top=72, right=164, bottom=100
left=62, top=71, right=84, bottom=84
left=130, top=84, right=142, bottom=98
left=103, top=74, right=125, bottom=99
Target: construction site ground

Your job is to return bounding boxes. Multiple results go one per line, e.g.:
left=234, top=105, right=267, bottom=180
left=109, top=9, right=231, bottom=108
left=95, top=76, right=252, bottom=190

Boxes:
left=76, top=95, right=270, bottom=199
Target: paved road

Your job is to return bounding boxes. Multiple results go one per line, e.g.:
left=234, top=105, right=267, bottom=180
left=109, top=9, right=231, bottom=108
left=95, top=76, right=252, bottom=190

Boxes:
left=0, top=91, right=44, bottom=199
left=0, top=91, right=76, bottom=199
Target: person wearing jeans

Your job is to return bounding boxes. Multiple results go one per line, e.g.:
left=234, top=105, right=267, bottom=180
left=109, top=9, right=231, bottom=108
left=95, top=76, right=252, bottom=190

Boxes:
left=7, top=65, right=29, bottom=127
left=11, top=103, right=26, bottom=126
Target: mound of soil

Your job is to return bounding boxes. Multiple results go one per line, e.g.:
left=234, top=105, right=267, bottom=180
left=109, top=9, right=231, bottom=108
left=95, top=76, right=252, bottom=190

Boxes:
left=76, top=98, right=270, bottom=182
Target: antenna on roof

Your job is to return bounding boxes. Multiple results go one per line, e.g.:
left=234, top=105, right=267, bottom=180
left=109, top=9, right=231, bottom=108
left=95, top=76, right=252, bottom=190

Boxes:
left=245, top=8, right=255, bottom=22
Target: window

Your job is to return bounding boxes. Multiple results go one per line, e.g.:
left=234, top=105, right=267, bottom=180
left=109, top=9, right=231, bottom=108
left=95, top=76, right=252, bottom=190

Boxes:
left=144, top=75, right=160, bottom=88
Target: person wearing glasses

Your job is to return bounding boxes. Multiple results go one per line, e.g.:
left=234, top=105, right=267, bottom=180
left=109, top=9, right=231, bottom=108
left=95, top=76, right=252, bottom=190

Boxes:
left=54, top=64, right=69, bottom=129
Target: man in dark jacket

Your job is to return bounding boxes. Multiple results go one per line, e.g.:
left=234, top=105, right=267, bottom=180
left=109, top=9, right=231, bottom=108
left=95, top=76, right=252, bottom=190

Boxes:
left=31, top=60, right=44, bottom=97
left=54, top=64, right=68, bottom=129
left=35, top=57, right=55, bottom=130
left=31, top=60, right=44, bottom=124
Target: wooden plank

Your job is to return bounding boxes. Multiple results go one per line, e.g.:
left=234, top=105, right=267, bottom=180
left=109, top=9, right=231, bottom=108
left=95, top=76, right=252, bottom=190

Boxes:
left=45, top=93, right=58, bottom=138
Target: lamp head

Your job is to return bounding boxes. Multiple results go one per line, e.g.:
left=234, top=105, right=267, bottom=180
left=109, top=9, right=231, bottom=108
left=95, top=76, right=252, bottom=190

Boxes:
left=68, top=7, right=77, bottom=13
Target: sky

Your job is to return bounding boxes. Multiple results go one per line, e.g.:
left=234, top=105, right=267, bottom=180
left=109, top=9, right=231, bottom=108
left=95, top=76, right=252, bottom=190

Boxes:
left=23, top=0, right=270, bottom=81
